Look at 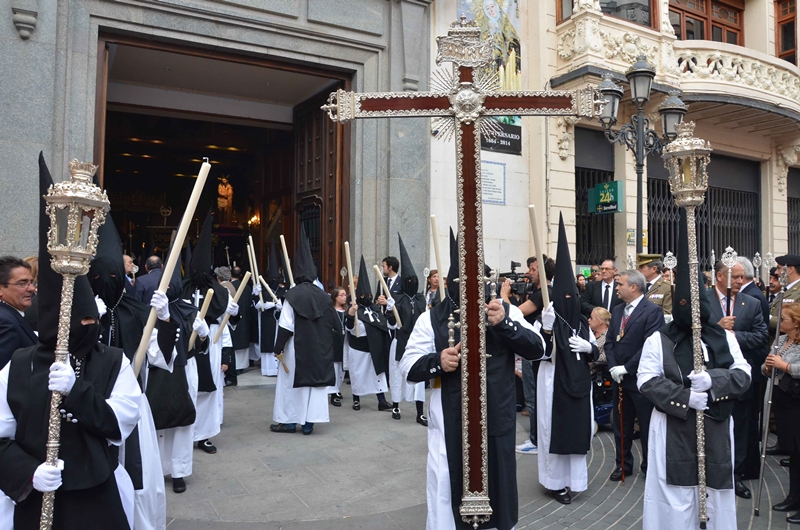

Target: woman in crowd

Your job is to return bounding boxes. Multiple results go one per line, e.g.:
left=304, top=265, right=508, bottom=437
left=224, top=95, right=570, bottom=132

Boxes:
left=576, top=274, right=586, bottom=293
left=588, top=306, right=610, bottom=365
left=764, top=303, right=800, bottom=524
left=425, top=269, right=440, bottom=309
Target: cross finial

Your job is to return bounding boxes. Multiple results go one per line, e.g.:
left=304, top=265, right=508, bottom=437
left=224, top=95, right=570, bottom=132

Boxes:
left=459, top=14, right=468, bottom=27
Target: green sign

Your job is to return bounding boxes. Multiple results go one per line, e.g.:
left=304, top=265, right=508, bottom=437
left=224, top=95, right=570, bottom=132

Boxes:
left=588, top=181, right=623, bottom=214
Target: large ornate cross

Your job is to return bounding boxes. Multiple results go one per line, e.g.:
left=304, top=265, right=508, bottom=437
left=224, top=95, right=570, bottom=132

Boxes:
left=323, top=16, right=601, bottom=528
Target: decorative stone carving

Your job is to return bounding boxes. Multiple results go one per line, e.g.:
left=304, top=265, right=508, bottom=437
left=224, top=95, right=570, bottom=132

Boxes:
left=10, top=0, right=38, bottom=40
left=600, top=31, right=656, bottom=63
left=776, top=145, right=800, bottom=195
left=554, top=116, right=581, bottom=160
left=661, top=0, right=675, bottom=35
left=675, top=48, right=800, bottom=106
left=573, top=0, right=602, bottom=13
left=558, top=29, right=576, bottom=60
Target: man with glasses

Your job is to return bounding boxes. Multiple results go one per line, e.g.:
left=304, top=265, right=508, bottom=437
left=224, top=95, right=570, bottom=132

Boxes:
left=580, top=260, right=623, bottom=318
left=0, top=256, right=37, bottom=370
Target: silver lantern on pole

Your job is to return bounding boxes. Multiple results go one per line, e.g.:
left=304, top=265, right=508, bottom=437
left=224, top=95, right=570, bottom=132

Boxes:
left=40, top=159, right=110, bottom=530
left=662, top=121, right=712, bottom=529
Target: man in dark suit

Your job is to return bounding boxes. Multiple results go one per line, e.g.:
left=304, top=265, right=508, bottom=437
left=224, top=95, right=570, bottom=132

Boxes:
left=133, top=255, right=164, bottom=304
left=580, top=259, right=624, bottom=317
left=709, top=259, right=769, bottom=498
left=0, top=256, right=38, bottom=369
left=604, top=269, right=664, bottom=481
left=376, top=255, right=403, bottom=305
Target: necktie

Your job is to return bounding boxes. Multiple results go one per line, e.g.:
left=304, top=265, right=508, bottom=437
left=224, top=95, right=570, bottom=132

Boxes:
left=646, top=282, right=652, bottom=292
left=603, top=284, right=610, bottom=310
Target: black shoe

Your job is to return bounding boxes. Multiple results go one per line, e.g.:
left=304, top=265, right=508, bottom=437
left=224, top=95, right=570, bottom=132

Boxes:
left=353, top=401, right=361, bottom=411
left=782, top=458, right=791, bottom=467
left=302, top=424, right=314, bottom=435
left=609, top=468, right=630, bottom=482
left=788, top=511, right=800, bottom=524
left=735, top=479, right=751, bottom=499
left=392, top=408, right=401, bottom=420
left=225, top=380, right=237, bottom=387
left=198, top=439, right=217, bottom=454
left=330, top=395, right=342, bottom=407
left=417, top=414, right=428, bottom=427
left=767, top=445, right=790, bottom=456
left=378, top=400, right=393, bottom=411
left=172, top=477, right=186, bottom=493
left=552, top=488, right=571, bottom=504
left=269, top=423, right=297, bottom=433
left=774, top=497, right=800, bottom=512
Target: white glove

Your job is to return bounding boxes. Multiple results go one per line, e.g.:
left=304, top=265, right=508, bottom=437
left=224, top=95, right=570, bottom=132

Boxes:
left=95, top=296, right=107, bottom=318
left=688, top=391, right=709, bottom=411
left=49, top=362, right=76, bottom=395
left=663, top=314, right=673, bottom=324
left=609, top=365, right=628, bottom=384
left=276, top=300, right=283, bottom=311
left=386, top=297, right=396, bottom=312
left=569, top=335, right=593, bottom=354
left=256, top=301, right=276, bottom=311
left=252, top=284, right=262, bottom=296
left=226, top=299, right=239, bottom=316
left=151, top=290, right=170, bottom=321
left=688, top=370, right=712, bottom=392
left=192, top=317, right=209, bottom=339
left=541, top=302, right=555, bottom=331
left=32, top=460, right=63, bottom=492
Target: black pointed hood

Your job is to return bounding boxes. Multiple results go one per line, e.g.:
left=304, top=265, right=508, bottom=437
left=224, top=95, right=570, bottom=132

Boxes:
left=355, top=256, right=373, bottom=307
left=280, top=243, right=291, bottom=287
left=661, top=208, right=733, bottom=384
left=398, top=234, right=420, bottom=296
left=183, top=241, right=192, bottom=278
left=294, top=225, right=317, bottom=284
left=446, top=227, right=459, bottom=305
left=37, top=154, right=101, bottom=358
left=551, top=213, right=592, bottom=399
left=88, top=211, right=126, bottom=310
left=186, top=210, right=214, bottom=290
left=267, top=240, right=281, bottom=290
left=166, top=239, right=184, bottom=302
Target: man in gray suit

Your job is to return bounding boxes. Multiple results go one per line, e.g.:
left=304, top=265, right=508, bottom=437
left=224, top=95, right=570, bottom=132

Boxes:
left=709, top=259, right=769, bottom=499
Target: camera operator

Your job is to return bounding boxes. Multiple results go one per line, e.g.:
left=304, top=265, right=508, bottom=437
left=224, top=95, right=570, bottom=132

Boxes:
left=500, top=255, right=554, bottom=456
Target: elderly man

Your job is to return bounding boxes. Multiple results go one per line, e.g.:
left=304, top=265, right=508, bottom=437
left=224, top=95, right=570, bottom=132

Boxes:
left=122, top=255, right=136, bottom=288
left=133, top=256, right=163, bottom=304
left=0, top=257, right=37, bottom=370
left=709, top=259, right=769, bottom=497
left=581, top=259, right=623, bottom=317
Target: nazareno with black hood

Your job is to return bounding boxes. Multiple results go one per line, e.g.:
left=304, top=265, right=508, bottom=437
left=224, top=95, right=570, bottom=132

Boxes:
left=345, top=255, right=391, bottom=377
left=0, top=153, right=134, bottom=529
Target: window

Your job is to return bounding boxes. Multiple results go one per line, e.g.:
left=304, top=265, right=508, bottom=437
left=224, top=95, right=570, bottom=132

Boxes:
left=777, top=0, right=797, bottom=65
left=669, top=0, right=743, bottom=45
left=559, top=0, right=653, bottom=26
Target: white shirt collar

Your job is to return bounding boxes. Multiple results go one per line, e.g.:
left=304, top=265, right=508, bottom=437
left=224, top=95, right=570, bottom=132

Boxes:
left=741, top=280, right=753, bottom=291
left=626, top=294, right=644, bottom=311
left=787, top=278, right=800, bottom=291
left=648, top=275, right=662, bottom=286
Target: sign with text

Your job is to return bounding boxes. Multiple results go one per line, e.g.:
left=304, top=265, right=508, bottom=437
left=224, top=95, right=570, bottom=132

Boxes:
left=481, top=161, right=506, bottom=205
left=481, top=120, right=522, bottom=155
left=588, top=181, right=623, bottom=214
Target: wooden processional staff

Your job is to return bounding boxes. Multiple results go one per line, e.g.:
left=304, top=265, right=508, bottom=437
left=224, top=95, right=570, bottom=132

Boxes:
left=321, top=16, right=601, bottom=527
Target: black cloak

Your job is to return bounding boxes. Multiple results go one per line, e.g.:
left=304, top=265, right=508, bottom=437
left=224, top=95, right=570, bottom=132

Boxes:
left=394, top=234, right=427, bottom=361
left=349, top=255, right=390, bottom=376
left=259, top=241, right=282, bottom=353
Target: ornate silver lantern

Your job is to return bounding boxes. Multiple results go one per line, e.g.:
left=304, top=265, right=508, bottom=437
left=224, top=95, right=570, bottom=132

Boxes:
left=661, top=121, right=712, bottom=529
left=40, top=159, right=109, bottom=530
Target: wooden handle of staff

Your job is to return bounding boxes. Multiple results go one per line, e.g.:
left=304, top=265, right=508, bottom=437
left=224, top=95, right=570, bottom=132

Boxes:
left=258, top=275, right=280, bottom=304
left=430, top=215, right=445, bottom=302
left=279, top=235, right=295, bottom=287
left=188, top=288, right=215, bottom=351
left=247, top=237, right=265, bottom=308
left=133, top=161, right=211, bottom=377
left=528, top=205, right=550, bottom=309
left=213, top=271, right=252, bottom=344
left=344, top=241, right=360, bottom=335
left=373, top=264, right=402, bottom=329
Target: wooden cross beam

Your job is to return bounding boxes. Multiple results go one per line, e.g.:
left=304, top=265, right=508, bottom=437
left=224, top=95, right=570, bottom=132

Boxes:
left=322, top=15, right=601, bottom=528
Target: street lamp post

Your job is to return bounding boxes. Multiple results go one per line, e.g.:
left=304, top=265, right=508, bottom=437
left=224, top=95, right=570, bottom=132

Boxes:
left=597, top=55, right=688, bottom=253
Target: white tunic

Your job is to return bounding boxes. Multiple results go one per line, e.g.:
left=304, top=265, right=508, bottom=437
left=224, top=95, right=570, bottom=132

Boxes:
left=193, top=318, right=229, bottom=442
left=258, top=303, right=280, bottom=376
left=0, top=353, right=142, bottom=528
left=345, top=313, right=389, bottom=397
left=390, top=339, right=425, bottom=404
left=536, top=325, right=593, bottom=493
left=637, top=330, right=749, bottom=530
left=158, top=358, right=198, bottom=480
left=272, top=302, right=330, bottom=425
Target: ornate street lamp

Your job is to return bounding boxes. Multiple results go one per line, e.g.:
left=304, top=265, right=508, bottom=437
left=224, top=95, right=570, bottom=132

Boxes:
left=597, top=56, right=689, bottom=252
left=40, top=159, right=110, bottom=530
left=661, top=121, right=712, bottom=529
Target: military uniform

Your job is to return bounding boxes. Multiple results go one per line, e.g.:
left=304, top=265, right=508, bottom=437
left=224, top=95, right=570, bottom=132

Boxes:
left=637, top=254, right=672, bottom=315
left=769, top=254, right=800, bottom=333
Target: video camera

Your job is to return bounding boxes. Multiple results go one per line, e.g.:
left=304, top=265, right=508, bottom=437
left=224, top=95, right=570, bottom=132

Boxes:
left=497, top=261, right=534, bottom=297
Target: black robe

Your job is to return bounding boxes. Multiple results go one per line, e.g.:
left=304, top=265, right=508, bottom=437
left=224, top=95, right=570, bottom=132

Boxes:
left=407, top=301, right=545, bottom=530
left=393, top=292, right=427, bottom=361
left=347, top=304, right=391, bottom=376
left=0, top=344, right=130, bottom=530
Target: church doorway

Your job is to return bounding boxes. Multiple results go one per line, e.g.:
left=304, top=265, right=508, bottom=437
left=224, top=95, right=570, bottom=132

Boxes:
left=94, top=37, right=351, bottom=287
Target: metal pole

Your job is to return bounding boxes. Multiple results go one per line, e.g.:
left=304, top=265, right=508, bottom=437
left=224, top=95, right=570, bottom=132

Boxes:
left=635, top=105, right=645, bottom=254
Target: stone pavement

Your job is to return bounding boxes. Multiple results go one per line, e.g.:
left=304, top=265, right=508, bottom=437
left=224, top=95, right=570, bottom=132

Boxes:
left=165, top=369, right=793, bottom=529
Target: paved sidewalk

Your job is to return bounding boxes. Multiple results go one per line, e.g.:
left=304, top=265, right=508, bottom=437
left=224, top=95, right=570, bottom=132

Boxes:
left=165, top=369, right=792, bottom=529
